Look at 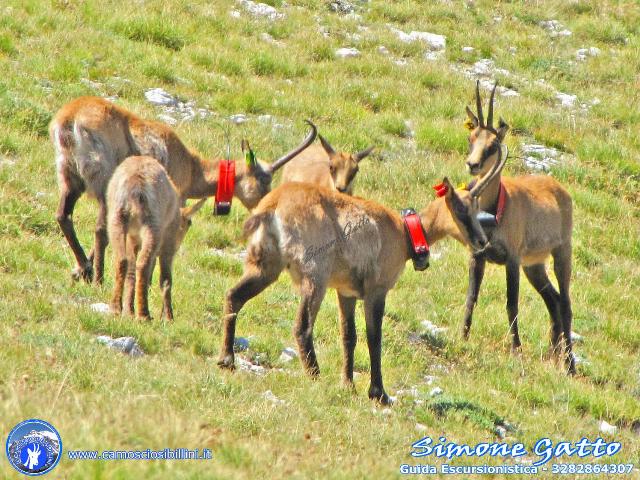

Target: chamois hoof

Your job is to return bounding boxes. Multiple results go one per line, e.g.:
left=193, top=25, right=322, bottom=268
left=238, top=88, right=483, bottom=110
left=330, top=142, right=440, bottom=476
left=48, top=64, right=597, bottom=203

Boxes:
left=217, top=355, right=236, bottom=370
left=71, top=263, right=93, bottom=283
left=368, top=387, right=391, bottom=405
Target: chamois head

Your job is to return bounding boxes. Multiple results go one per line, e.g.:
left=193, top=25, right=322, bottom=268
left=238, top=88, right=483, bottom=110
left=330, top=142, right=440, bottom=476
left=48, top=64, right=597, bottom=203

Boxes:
left=443, top=144, right=508, bottom=251
left=319, top=135, right=374, bottom=194
left=176, top=198, right=207, bottom=248
left=464, top=81, right=510, bottom=176
left=235, top=121, right=317, bottom=209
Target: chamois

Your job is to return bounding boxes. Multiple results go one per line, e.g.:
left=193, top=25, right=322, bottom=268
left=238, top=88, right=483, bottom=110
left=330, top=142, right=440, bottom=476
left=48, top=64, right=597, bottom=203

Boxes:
left=462, top=81, right=575, bottom=374
left=50, top=96, right=316, bottom=284
left=107, top=156, right=207, bottom=320
left=216, top=171, right=497, bottom=404
left=281, top=135, right=374, bottom=194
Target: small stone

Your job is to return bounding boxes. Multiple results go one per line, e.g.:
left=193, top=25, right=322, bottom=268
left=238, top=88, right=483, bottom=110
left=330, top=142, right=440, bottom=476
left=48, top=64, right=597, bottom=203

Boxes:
left=263, top=389, right=286, bottom=405
left=508, top=46, right=517, bottom=54
left=157, top=114, right=178, bottom=126
left=229, top=113, right=248, bottom=124
left=570, top=331, right=584, bottom=343
left=462, top=46, right=474, bottom=53
left=599, top=420, right=617, bottom=435
left=430, top=387, right=443, bottom=397
left=90, top=302, right=110, bottom=314
left=381, top=408, right=392, bottom=416
left=96, top=335, right=144, bottom=357
left=238, top=0, right=284, bottom=20
left=415, top=423, right=428, bottom=432
left=144, top=88, right=177, bottom=106
left=335, top=47, right=360, bottom=58
left=233, top=337, right=250, bottom=352
left=424, top=375, right=437, bottom=385
left=421, top=320, right=447, bottom=336
left=237, top=357, right=267, bottom=375
left=556, top=92, right=577, bottom=108
left=390, top=27, right=446, bottom=50
left=329, top=0, right=354, bottom=14
left=377, top=45, right=390, bottom=55
left=495, top=426, right=507, bottom=439
left=230, top=9, right=241, bottom=18
left=279, top=347, right=297, bottom=362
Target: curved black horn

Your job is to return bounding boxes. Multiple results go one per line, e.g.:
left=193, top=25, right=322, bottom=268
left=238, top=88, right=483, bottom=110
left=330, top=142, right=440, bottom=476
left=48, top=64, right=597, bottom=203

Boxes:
left=475, top=80, right=485, bottom=128
left=354, top=145, right=375, bottom=161
left=470, top=145, right=508, bottom=199
left=269, top=120, right=317, bottom=173
left=487, top=82, right=497, bottom=129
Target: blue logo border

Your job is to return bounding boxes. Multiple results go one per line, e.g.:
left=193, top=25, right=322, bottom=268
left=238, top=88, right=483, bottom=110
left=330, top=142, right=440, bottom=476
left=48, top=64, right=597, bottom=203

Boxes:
left=5, top=418, right=63, bottom=476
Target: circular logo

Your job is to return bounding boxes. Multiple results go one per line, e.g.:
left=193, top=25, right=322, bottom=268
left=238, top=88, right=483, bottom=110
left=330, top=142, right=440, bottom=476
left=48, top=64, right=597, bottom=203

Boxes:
left=5, top=419, right=62, bottom=476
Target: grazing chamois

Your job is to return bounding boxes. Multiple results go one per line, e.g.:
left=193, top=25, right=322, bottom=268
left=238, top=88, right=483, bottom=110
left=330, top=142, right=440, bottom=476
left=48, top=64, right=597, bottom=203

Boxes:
left=280, top=135, right=374, bottom=194
left=50, top=96, right=316, bottom=284
left=216, top=172, right=495, bottom=404
left=107, top=156, right=207, bottom=320
left=462, top=81, right=575, bottom=374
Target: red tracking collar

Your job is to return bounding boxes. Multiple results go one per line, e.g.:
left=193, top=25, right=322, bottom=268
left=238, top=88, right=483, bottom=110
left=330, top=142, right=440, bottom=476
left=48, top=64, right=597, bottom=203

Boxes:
left=463, top=179, right=507, bottom=225
left=495, top=181, right=506, bottom=224
left=401, top=209, right=429, bottom=271
left=215, top=160, right=235, bottom=215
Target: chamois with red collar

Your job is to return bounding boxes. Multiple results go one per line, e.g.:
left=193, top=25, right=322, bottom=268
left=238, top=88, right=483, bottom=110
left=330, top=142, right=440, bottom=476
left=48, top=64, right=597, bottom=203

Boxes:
left=215, top=171, right=496, bottom=404
left=281, top=134, right=374, bottom=194
left=461, top=82, right=575, bottom=374
left=50, top=96, right=316, bottom=284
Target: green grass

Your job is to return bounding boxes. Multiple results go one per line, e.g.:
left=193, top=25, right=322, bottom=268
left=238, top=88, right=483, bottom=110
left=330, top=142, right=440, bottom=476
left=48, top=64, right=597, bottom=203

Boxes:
left=1, top=0, right=639, bottom=478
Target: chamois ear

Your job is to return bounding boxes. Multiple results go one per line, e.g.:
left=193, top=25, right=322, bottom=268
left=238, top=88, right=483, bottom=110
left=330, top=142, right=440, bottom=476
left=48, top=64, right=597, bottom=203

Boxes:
left=441, top=177, right=455, bottom=199
left=497, top=117, right=510, bottom=141
left=319, top=135, right=336, bottom=156
left=354, top=146, right=375, bottom=162
left=181, top=198, right=207, bottom=219
left=465, top=106, right=478, bottom=130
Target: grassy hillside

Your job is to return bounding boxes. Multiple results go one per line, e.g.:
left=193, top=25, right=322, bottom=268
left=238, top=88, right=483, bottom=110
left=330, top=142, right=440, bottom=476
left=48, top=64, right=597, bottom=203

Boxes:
left=1, top=0, right=639, bottom=478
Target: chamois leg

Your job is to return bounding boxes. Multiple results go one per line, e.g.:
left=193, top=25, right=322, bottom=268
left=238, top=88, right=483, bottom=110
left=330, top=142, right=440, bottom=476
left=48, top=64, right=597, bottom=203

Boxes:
left=109, top=230, right=127, bottom=315
left=337, top=293, right=357, bottom=387
left=56, top=187, right=93, bottom=282
left=123, top=240, right=138, bottom=316
left=135, top=229, right=160, bottom=320
left=363, top=291, right=389, bottom=405
left=523, top=264, right=563, bottom=356
left=92, top=198, right=109, bottom=285
left=553, top=246, right=576, bottom=375
left=462, top=253, right=486, bottom=339
left=158, top=248, right=176, bottom=321
left=505, top=260, right=521, bottom=352
left=217, top=264, right=282, bottom=369
left=293, top=278, right=327, bottom=377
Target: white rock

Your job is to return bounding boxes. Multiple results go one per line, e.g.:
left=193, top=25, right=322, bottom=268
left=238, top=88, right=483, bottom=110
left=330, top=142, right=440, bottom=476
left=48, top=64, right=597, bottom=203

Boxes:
left=415, top=423, right=428, bottom=432
left=509, top=46, right=517, bottom=54
left=430, top=387, right=443, bottom=397
left=521, top=143, right=563, bottom=171
left=377, top=45, right=390, bottom=55
left=570, top=331, right=584, bottom=343
left=329, top=0, right=354, bottom=14
left=599, top=420, right=617, bottom=435
left=381, top=408, right=393, bottom=416
left=462, top=46, right=474, bottom=53
left=237, top=357, right=267, bottom=375
left=556, top=92, right=577, bottom=108
left=230, top=9, right=241, bottom=18
left=421, top=320, right=447, bottom=336
left=80, top=78, right=103, bottom=90
left=539, top=20, right=571, bottom=37
left=144, top=88, right=177, bottom=106
left=96, top=335, right=144, bottom=357
left=573, top=353, right=590, bottom=366
left=229, top=113, right=248, bottom=124
left=396, top=386, right=420, bottom=397
left=90, top=302, right=110, bottom=314
left=279, top=347, right=297, bottom=362
left=495, top=426, right=507, bottom=438
left=263, top=390, right=286, bottom=405
left=335, top=47, right=360, bottom=58
left=424, top=51, right=444, bottom=61
left=238, top=0, right=284, bottom=20
left=157, top=114, right=178, bottom=126
left=394, top=58, right=409, bottom=66
left=423, top=375, right=437, bottom=385
left=390, top=27, right=446, bottom=50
